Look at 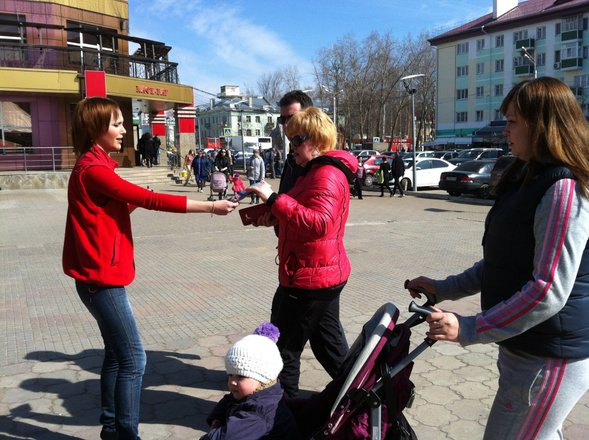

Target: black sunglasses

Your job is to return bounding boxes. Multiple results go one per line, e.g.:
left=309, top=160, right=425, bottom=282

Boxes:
left=289, top=135, right=307, bottom=148
left=277, top=115, right=293, bottom=125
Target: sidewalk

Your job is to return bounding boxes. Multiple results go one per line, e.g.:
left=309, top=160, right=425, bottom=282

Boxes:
left=0, top=183, right=587, bottom=439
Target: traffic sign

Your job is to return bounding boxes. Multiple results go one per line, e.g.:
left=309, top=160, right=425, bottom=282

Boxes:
left=223, top=128, right=232, bottom=136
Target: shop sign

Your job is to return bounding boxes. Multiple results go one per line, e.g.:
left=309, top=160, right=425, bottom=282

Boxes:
left=135, top=85, right=169, bottom=97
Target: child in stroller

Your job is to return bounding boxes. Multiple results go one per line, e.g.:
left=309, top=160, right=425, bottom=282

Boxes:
left=288, top=290, right=436, bottom=439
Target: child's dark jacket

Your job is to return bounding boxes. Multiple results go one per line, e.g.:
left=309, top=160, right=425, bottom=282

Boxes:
left=202, top=382, right=301, bottom=440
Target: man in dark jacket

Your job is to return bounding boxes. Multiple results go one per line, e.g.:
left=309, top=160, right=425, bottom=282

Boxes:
left=391, top=152, right=405, bottom=197
left=379, top=157, right=393, bottom=197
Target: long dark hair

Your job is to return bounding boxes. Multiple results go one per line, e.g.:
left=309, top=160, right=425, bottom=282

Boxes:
left=495, top=77, right=589, bottom=197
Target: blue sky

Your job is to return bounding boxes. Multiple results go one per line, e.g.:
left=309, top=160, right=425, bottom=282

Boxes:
left=129, top=0, right=493, bottom=106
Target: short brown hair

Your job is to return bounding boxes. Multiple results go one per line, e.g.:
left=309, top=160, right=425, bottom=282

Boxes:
left=72, top=97, right=120, bottom=157
left=285, top=107, right=337, bottom=154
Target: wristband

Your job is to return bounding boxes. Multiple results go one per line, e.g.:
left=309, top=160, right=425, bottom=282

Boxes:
left=266, top=192, right=278, bottom=207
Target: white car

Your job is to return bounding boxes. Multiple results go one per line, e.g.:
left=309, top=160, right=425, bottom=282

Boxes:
left=395, top=158, right=456, bottom=190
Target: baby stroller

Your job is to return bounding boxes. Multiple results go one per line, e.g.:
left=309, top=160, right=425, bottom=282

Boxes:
left=207, top=171, right=227, bottom=201
left=289, top=288, right=437, bottom=439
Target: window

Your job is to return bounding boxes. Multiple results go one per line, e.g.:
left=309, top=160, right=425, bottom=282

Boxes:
left=536, top=26, right=546, bottom=40
left=476, top=86, right=484, bottom=98
left=255, top=116, right=261, bottom=123
left=0, top=13, right=24, bottom=43
left=456, top=89, right=468, bottom=100
left=574, top=74, right=589, bottom=88
left=563, top=15, right=582, bottom=32
left=494, top=84, right=504, bottom=97
left=513, top=30, right=528, bottom=43
left=495, top=59, right=504, bottom=72
left=476, top=110, right=484, bottom=122
left=457, top=42, right=469, bottom=55
left=456, top=112, right=468, bottom=123
left=556, top=23, right=561, bottom=35
left=457, top=65, right=469, bottom=76
left=246, top=129, right=252, bottom=136
left=536, top=52, right=546, bottom=66
left=494, top=109, right=502, bottom=120
left=476, top=62, right=485, bottom=74
left=555, top=50, right=561, bottom=62
left=0, top=101, right=32, bottom=148
left=495, top=35, right=504, bottom=48
left=562, top=42, right=581, bottom=59
left=477, top=39, right=485, bottom=51
left=245, top=115, right=251, bottom=122
left=66, top=20, right=118, bottom=69
left=255, top=129, right=260, bottom=136
left=267, top=116, right=273, bottom=123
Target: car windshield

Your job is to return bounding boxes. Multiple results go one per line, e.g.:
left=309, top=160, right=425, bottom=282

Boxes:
left=455, top=161, right=487, bottom=172
left=456, top=150, right=479, bottom=159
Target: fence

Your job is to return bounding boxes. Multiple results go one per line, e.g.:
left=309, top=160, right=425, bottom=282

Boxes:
left=0, top=146, right=75, bottom=172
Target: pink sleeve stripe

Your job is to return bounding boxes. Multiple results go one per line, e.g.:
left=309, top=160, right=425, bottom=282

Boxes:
left=476, top=179, right=575, bottom=333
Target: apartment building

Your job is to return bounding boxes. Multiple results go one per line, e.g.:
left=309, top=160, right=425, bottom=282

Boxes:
left=429, top=0, right=589, bottom=139
left=0, top=0, right=194, bottom=171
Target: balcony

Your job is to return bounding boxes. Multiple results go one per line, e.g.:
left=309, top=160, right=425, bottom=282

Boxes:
left=561, top=29, right=583, bottom=42
left=561, top=57, right=583, bottom=71
left=515, top=65, right=535, bottom=76
left=0, top=44, right=179, bottom=83
left=571, top=86, right=584, bottom=98
left=515, top=38, right=535, bottom=49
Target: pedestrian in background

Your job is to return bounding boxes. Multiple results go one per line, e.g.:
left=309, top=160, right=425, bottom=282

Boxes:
left=378, top=157, right=393, bottom=197
left=391, top=152, right=405, bottom=197
left=247, top=149, right=265, bottom=204
left=183, top=149, right=195, bottom=186
left=247, top=107, right=356, bottom=398
left=405, top=77, right=589, bottom=439
left=193, top=150, right=211, bottom=193
left=63, top=97, right=237, bottom=440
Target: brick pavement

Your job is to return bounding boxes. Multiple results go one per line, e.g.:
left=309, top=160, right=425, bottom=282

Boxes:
left=0, top=181, right=588, bottom=439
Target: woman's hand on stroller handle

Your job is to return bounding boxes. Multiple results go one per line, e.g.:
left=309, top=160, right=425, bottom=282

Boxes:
left=404, top=278, right=436, bottom=306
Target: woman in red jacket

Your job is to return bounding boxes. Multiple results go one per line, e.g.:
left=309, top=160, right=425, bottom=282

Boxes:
left=63, top=97, right=237, bottom=440
left=248, top=107, right=357, bottom=397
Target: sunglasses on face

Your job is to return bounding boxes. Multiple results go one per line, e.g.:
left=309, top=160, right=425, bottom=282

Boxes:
left=277, top=115, right=293, bottom=125
left=289, top=135, right=307, bottom=148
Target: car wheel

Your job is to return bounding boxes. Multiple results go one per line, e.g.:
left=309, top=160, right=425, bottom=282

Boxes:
left=478, top=184, right=490, bottom=199
left=401, top=177, right=412, bottom=191
left=449, top=191, right=461, bottom=197
left=364, top=173, right=374, bottom=187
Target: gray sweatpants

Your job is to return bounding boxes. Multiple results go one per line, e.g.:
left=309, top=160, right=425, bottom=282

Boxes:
left=483, top=346, right=589, bottom=440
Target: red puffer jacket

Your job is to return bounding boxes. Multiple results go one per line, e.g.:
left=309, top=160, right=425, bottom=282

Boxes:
left=271, top=150, right=357, bottom=290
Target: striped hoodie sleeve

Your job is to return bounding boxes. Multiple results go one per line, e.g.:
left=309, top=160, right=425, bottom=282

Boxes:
left=455, top=179, right=589, bottom=346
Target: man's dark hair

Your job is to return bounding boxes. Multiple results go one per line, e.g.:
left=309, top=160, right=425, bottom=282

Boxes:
left=279, top=90, right=313, bottom=109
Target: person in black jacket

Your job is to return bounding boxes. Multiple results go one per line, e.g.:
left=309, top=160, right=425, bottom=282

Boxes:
left=378, top=157, right=393, bottom=197
left=391, top=152, right=405, bottom=197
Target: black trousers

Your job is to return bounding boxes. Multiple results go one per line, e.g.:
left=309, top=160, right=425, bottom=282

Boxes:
left=271, top=283, right=349, bottom=398
left=392, top=176, right=404, bottom=195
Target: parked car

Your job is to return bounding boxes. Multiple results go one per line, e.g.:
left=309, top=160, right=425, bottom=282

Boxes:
left=448, top=148, right=506, bottom=166
left=439, top=159, right=497, bottom=198
left=490, top=154, right=517, bottom=186
left=360, top=154, right=392, bottom=186
left=397, top=158, right=456, bottom=191
left=432, top=150, right=460, bottom=161
left=232, top=151, right=253, bottom=168
left=351, top=150, right=379, bottom=162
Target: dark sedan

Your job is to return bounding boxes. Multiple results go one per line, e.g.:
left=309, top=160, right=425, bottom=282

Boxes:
left=439, top=159, right=497, bottom=198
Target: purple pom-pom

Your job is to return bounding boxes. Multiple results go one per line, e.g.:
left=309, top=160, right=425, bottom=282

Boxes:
left=254, top=322, right=280, bottom=343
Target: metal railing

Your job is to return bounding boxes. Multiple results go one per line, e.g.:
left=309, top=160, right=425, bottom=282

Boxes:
left=0, top=146, right=76, bottom=173
left=0, top=44, right=179, bottom=83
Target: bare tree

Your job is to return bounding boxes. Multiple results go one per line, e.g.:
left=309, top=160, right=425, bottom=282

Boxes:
left=257, top=71, right=283, bottom=104
left=281, top=65, right=301, bottom=92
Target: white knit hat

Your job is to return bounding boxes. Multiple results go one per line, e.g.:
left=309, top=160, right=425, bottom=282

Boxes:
left=225, top=334, right=283, bottom=384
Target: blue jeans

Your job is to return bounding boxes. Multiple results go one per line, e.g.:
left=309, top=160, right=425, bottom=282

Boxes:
left=76, top=281, right=146, bottom=440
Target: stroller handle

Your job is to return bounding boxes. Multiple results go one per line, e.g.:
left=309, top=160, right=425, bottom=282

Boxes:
left=404, top=279, right=436, bottom=306
left=408, top=301, right=434, bottom=317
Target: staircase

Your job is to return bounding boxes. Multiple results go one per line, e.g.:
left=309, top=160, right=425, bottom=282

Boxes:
left=115, top=165, right=181, bottom=187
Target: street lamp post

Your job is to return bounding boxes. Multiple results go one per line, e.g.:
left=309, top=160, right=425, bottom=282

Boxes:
left=400, top=74, right=424, bottom=191
left=520, top=46, right=537, bottom=79
left=321, top=85, right=343, bottom=126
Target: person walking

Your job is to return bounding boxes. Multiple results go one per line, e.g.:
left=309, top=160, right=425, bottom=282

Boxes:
left=378, top=157, right=393, bottom=197
left=405, top=77, right=589, bottom=440
left=192, top=150, right=211, bottom=193
left=247, top=107, right=356, bottom=398
left=62, top=97, right=237, bottom=440
left=391, top=152, right=405, bottom=197
left=247, top=149, right=265, bottom=204
left=183, top=149, right=195, bottom=186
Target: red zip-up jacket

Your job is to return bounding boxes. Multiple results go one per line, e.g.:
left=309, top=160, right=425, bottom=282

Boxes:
left=63, top=146, right=186, bottom=286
